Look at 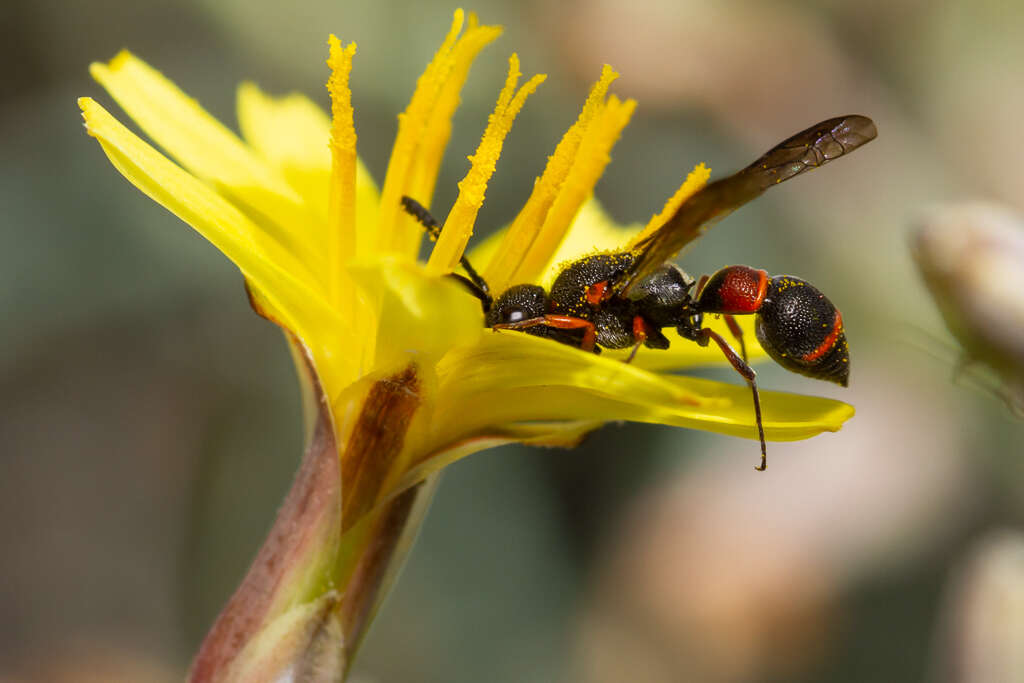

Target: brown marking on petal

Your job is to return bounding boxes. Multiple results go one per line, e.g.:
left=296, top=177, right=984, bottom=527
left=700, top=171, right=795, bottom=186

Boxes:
left=244, top=278, right=282, bottom=326
left=341, top=364, right=422, bottom=531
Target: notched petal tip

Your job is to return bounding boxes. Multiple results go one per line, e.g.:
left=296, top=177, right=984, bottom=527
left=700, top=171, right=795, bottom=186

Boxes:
left=86, top=55, right=116, bottom=82
left=77, top=96, right=96, bottom=130
left=107, top=49, right=136, bottom=70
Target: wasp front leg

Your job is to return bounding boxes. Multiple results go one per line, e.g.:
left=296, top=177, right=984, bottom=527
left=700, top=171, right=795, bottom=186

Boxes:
left=493, top=314, right=598, bottom=352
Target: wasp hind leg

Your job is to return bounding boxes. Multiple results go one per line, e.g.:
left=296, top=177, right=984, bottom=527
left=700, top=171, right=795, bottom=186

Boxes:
left=723, top=314, right=748, bottom=363
left=695, top=327, right=767, bottom=471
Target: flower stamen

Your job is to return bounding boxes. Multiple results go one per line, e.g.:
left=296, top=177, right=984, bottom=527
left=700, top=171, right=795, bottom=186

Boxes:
left=326, top=36, right=358, bottom=309
left=377, top=10, right=502, bottom=258
left=521, top=92, right=637, bottom=281
left=409, top=13, right=503, bottom=211
left=634, top=162, right=712, bottom=246
left=427, top=54, right=546, bottom=275
left=483, top=64, right=632, bottom=292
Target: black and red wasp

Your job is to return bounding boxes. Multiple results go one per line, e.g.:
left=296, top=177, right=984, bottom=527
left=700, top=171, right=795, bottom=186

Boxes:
left=403, top=114, right=877, bottom=470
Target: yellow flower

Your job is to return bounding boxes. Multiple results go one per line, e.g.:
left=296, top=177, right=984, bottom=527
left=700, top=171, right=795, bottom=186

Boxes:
left=80, top=10, right=852, bottom=680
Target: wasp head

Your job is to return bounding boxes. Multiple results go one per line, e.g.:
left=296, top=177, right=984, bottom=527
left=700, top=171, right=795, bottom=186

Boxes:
left=485, top=284, right=549, bottom=327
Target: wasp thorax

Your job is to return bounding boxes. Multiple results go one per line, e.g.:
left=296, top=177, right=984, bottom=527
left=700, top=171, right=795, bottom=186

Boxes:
left=486, top=284, right=549, bottom=327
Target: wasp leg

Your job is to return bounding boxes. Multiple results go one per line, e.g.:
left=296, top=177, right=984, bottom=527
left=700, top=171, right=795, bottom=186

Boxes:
left=723, top=314, right=748, bottom=363
left=543, top=315, right=597, bottom=351
left=625, top=316, right=649, bottom=364
left=626, top=316, right=669, bottom=362
left=695, top=327, right=767, bottom=471
left=401, top=196, right=493, bottom=312
left=493, top=314, right=597, bottom=351
left=695, top=273, right=710, bottom=296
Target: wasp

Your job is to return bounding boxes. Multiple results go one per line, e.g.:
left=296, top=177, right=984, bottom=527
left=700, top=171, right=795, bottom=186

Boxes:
left=403, top=114, right=877, bottom=470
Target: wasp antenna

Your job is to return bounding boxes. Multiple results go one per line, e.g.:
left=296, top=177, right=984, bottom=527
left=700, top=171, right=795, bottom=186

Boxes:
left=400, top=195, right=493, bottom=313
left=401, top=195, right=442, bottom=238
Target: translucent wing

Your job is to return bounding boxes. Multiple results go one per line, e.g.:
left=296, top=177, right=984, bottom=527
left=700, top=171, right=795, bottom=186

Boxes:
left=616, top=115, right=877, bottom=296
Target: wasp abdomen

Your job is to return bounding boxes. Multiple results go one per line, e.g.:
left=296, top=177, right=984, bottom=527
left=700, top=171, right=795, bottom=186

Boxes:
left=755, top=276, right=849, bottom=386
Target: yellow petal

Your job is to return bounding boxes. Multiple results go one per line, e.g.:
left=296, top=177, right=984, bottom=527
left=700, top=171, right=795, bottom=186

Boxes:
left=431, top=331, right=849, bottom=447
left=658, top=374, right=855, bottom=440
left=376, top=425, right=600, bottom=516
left=346, top=259, right=483, bottom=373
left=447, top=330, right=705, bottom=402
left=236, top=83, right=331, bottom=210
left=80, top=97, right=358, bottom=385
left=90, top=51, right=324, bottom=273
left=378, top=332, right=851, bottom=494
left=235, top=82, right=380, bottom=237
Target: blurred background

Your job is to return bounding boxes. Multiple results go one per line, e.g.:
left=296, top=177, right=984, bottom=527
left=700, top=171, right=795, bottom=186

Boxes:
left=3, top=0, right=1024, bottom=680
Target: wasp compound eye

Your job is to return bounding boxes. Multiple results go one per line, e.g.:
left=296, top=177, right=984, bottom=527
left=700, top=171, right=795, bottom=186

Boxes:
left=505, top=307, right=528, bottom=323
left=486, top=284, right=548, bottom=327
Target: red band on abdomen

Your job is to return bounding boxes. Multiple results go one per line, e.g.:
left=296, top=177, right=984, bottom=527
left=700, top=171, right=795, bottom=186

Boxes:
left=802, top=311, right=843, bottom=362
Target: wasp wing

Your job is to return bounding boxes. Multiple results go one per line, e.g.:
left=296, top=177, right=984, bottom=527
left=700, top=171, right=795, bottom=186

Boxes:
left=616, top=115, right=877, bottom=296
